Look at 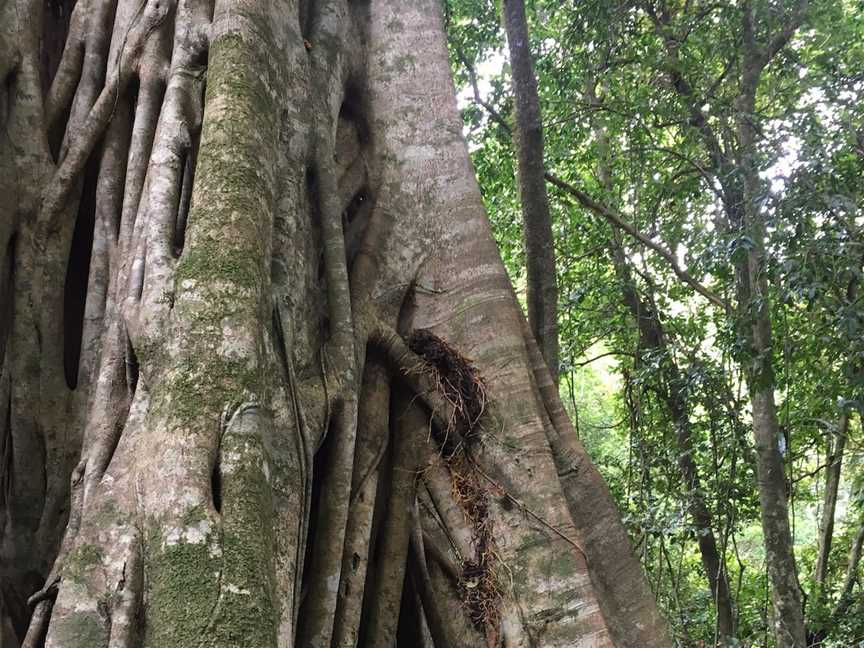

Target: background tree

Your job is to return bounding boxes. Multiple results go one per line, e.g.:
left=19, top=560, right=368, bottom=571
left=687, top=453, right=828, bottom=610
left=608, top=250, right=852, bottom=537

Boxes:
left=501, top=0, right=560, bottom=380
left=449, top=0, right=864, bottom=645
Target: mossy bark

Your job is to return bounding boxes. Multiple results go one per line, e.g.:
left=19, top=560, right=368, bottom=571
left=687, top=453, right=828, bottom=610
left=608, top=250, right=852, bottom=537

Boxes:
left=0, top=0, right=671, bottom=646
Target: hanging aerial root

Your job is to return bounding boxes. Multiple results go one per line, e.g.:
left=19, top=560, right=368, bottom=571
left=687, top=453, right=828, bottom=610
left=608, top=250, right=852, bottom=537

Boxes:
left=20, top=599, right=51, bottom=648
left=448, top=462, right=501, bottom=638
left=39, top=0, right=178, bottom=236
left=409, top=503, right=459, bottom=648
left=381, top=328, right=500, bottom=642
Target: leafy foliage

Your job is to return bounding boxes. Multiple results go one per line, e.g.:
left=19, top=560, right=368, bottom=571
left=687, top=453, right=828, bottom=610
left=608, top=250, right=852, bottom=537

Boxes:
left=447, top=0, right=864, bottom=645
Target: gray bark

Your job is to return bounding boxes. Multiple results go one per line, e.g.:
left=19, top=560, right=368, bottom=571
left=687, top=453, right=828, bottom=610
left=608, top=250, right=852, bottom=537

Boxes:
left=734, top=21, right=808, bottom=646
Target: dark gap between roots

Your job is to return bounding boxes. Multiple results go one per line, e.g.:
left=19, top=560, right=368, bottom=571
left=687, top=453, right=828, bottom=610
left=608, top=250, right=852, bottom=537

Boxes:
left=339, top=85, right=371, bottom=145
left=395, top=566, right=422, bottom=645
left=125, top=333, right=139, bottom=397
left=47, top=95, right=72, bottom=162
left=343, top=186, right=370, bottom=268
left=298, top=412, right=337, bottom=615
left=191, top=37, right=210, bottom=69
left=337, top=84, right=375, bottom=271
left=0, top=234, right=17, bottom=370
left=115, top=77, right=140, bottom=242
left=1, top=387, right=12, bottom=509
left=306, top=166, right=330, bottom=340
left=0, top=70, right=15, bottom=130
left=210, top=453, right=222, bottom=514
left=298, top=0, right=313, bottom=43
left=169, top=149, right=188, bottom=259
left=63, top=149, right=99, bottom=390
left=172, top=129, right=199, bottom=257
left=39, top=0, right=77, bottom=97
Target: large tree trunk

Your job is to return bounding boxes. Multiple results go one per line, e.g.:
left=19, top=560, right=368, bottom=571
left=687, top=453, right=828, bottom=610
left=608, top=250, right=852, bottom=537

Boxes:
left=0, top=0, right=670, bottom=646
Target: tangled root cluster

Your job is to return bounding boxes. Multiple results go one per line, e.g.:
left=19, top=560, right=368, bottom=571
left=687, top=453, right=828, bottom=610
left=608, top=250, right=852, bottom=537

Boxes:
left=408, top=330, right=501, bottom=636
left=408, top=329, right=488, bottom=449
left=450, top=462, right=501, bottom=634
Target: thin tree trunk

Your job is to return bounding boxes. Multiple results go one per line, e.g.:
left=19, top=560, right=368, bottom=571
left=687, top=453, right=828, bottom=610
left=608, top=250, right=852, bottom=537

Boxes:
left=831, top=516, right=864, bottom=620
left=813, top=412, right=849, bottom=587
left=613, top=245, right=736, bottom=642
left=502, top=0, right=560, bottom=381
left=809, top=513, right=864, bottom=646
left=585, top=71, right=736, bottom=641
left=735, top=25, right=807, bottom=642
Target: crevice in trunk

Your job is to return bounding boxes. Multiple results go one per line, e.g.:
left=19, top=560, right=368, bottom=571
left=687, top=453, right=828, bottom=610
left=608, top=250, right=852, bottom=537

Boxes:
left=335, top=86, right=374, bottom=272
left=298, top=412, right=337, bottom=617
left=343, top=186, right=370, bottom=267
left=299, top=0, right=314, bottom=42
left=395, top=566, right=422, bottom=645
left=0, top=71, right=14, bottom=132
left=339, top=88, right=370, bottom=146
left=115, top=76, right=140, bottom=242
left=63, top=150, right=99, bottom=390
left=40, top=0, right=78, bottom=97
left=125, top=333, right=139, bottom=397
left=47, top=97, right=73, bottom=163
left=306, top=165, right=330, bottom=340
left=1, top=388, right=12, bottom=508
left=172, top=129, right=199, bottom=258
left=0, top=235, right=16, bottom=371
left=210, top=454, right=222, bottom=514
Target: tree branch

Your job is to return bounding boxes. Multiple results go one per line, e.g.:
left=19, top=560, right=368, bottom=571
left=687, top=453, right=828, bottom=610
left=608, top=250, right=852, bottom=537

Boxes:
left=455, top=46, right=512, bottom=135
left=454, top=54, right=730, bottom=312
left=544, top=172, right=731, bottom=311
left=645, top=7, right=730, bottom=175
left=762, top=0, right=808, bottom=67
left=574, top=350, right=636, bottom=367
